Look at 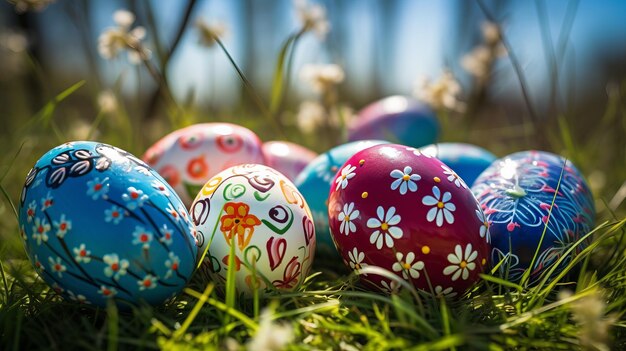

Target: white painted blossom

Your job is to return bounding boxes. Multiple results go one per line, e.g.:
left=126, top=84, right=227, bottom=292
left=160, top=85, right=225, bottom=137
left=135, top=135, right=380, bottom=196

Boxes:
left=300, top=63, right=345, bottom=94
left=347, top=247, right=368, bottom=274
left=434, top=285, right=457, bottom=298
left=443, top=244, right=478, bottom=281
left=422, top=186, right=456, bottom=227
left=367, top=206, right=403, bottom=249
left=98, top=10, right=152, bottom=64
left=246, top=308, right=294, bottom=351
left=476, top=208, right=490, bottom=243
left=390, top=166, right=421, bottom=195
left=195, top=19, right=227, bottom=48
left=380, top=279, right=400, bottom=294
left=335, top=164, right=356, bottom=191
left=441, top=164, right=466, bottom=189
left=414, top=71, right=465, bottom=112
left=294, top=0, right=330, bottom=39
left=392, top=252, right=424, bottom=279
left=338, top=202, right=359, bottom=235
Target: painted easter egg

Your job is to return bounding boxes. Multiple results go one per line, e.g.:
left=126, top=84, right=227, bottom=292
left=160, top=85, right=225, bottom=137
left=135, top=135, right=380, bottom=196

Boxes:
left=191, top=164, right=315, bottom=294
left=294, top=140, right=389, bottom=256
left=471, top=151, right=595, bottom=283
left=18, top=141, right=199, bottom=307
left=420, top=143, right=497, bottom=187
left=143, top=123, right=265, bottom=207
left=328, top=144, right=490, bottom=297
left=262, top=141, right=318, bottom=181
left=347, top=95, right=439, bottom=148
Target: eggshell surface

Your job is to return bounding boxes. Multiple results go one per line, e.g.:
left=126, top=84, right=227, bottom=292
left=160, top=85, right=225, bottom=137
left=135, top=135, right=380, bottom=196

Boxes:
left=262, top=141, right=318, bottom=181
left=143, top=123, right=265, bottom=206
left=420, top=142, right=497, bottom=186
left=19, top=141, right=199, bottom=307
left=471, top=151, right=595, bottom=283
left=328, top=144, right=490, bottom=296
left=191, top=164, right=315, bottom=294
left=348, top=95, right=439, bottom=148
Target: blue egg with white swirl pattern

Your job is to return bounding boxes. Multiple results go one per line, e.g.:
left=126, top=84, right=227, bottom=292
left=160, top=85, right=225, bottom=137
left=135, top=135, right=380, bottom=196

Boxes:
left=294, top=140, right=389, bottom=256
left=471, top=151, right=595, bottom=283
left=18, top=141, right=199, bottom=307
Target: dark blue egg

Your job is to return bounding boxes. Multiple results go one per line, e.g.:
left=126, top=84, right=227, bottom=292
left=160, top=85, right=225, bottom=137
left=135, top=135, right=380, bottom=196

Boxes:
left=18, top=141, right=199, bottom=307
left=420, top=143, right=497, bottom=186
left=471, top=151, right=595, bottom=283
left=347, top=96, right=439, bottom=148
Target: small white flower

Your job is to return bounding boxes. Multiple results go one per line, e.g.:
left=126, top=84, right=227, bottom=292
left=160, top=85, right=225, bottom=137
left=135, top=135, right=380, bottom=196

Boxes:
left=335, top=164, right=356, bottom=191
left=98, top=10, right=152, bottom=64
left=441, top=164, right=467, bottom=189
left=481, top=21, right=501, bottom=45
left=296, top=100, right=326, bottom=134
left=347, top=247, right=368, bottom=274
left=67, top=290, right=90, bottom=304
left=476, top=208, right=490, bottom=243
left=247, top=308, right=294, bottom=351
left=164, top=252, right=180, bottom=279
left=86, top=177, right=110, bottom=200
left=434, top=285, right=457, bottom=298
left=132, top=226, right=153, bottom=249
left=53, top=214, right=71, bottom=238
left=414, top=71, right=465, bottom=112
left=40, top=192, right=53, bottom=211
left=338, top=202, right=359, bottom=235
left=195, top=19, right=227, bottom=48
left=104, top=205, right=125, bottom=224
left=159, top=224, right=174, bottom=245
left=392, top=252, right=424, bottom=280
left=31, top=217, right=50, bottom=245
left=422, top=186, right=456, bottom=227
left=443, top=244, right=478, bottom=281
left=97, top=90, right=118, bottom=114
left=26, top=200, right=36, bottom=222
left=48, top=256, right=66, bottom=278
left=103, top=254, right=129, bottom=280
left=390, top=166, right=421, bottom=195
left=367, top=206, right=403, bottom=249
left=98, top=285, right=118, bottom=298
left=151, top=180, right=170, bottom=197
left=300, top=63, right=345, bottom=94
left=122, top=186, right=148, bottom=209
left=138, top=275, right=157, bottom=290
left=73, top=244, right=91, bottom=263
left=294, top=0, right=330, bottom=39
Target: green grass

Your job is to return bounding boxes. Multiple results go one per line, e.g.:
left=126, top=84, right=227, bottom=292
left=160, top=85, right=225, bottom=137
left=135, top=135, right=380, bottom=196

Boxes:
left=2, top=2, right=626, bottom=350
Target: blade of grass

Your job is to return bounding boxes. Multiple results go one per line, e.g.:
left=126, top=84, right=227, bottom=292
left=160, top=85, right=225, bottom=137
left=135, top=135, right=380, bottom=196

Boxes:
left=172, top=284, right=214, bottom=340
left=107, top=299, right=119, bottom=351
left=269, top=29, right=305, bottom=117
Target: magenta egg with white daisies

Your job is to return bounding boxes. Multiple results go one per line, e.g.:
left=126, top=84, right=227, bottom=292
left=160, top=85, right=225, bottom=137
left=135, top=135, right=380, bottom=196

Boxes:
left=328, top=144, right=490, bottom=297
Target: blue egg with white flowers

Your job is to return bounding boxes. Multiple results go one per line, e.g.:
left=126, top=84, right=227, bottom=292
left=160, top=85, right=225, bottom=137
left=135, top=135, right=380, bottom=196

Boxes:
left=471, top=151, right=595, bottom=283
left=294, top=140, right=389, bottom=255
left=18, top=141, right=199, bottom=307
left=420, top=142, right=497, bottom=187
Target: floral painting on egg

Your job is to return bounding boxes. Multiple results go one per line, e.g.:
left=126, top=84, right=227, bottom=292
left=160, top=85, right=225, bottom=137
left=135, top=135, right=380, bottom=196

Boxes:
left=18, top=141, right=199, bottom=307
left=471, top=151, right=595, bottom=283
left=142, top=123, right=265, bottom=207
left=328, top=144, right=490, bottom=297
left=191, top=164, right=315, bottom=294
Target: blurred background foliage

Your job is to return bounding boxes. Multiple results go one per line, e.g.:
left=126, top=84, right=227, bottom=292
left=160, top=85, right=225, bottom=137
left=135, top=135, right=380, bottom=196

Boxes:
left=0, top=0, right=625, bottom=256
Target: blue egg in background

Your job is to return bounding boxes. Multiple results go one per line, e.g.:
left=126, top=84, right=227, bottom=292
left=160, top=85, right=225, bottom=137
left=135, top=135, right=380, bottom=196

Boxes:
left=347, top=95, right=439, bottom=148
left=420, top=142, right=497, bottom=186
left=471, top=151, right=595, bottom=283
left=18, top=141, right=199, bottom=307
left=294, top=140, right=389, bottom=256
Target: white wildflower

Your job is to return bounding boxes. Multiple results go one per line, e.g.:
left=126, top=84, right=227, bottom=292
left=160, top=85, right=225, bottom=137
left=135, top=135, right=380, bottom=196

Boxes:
left=8, top=0, right=54, bottom=13
left=481, top=21, right=501, bottom=46
left=414, top=71, right=465, bottom=112
left=195, top=19, right=227, bottom=48
left=97, top=90, right=118, bottom=114
left=98, top=10, right=152, bottom=64
left=461, top=21, right=507, bottom=82
left=0, top=30, right=27, bottom=53
left=294, top=0, right=330, bottom=39
left=246, top=308, right=294, bottom=351
left=296, top=100, right=326, bottom=134
left=566, top=289, right=616, bottom=351
left=300, top=63, right=345, bottom=94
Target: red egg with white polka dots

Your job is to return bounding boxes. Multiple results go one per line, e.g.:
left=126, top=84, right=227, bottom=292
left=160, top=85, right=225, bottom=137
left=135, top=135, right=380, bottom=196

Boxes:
left=328, top=144, right=491, bottom=297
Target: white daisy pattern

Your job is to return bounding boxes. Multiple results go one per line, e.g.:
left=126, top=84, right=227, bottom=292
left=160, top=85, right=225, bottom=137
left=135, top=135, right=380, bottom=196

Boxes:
left=434, top=285, right=457, bottom=298
left=164, top=252, right=180, bottom=279
left=422, top=186, right=456, bottom=227
left=335, top=164, right=356, bottom=191
left=380, top=279, right=400, bottom=294
left=443, top=244, right=478, bottom=281
left=476, top=208, right=490, bottom=243
left=41, top=192, right=53, bottom=211
left=347, top=247, right=368, bottom=273
left=367, top=206, right=403, bottom=249
left=26, top=200, right=36, bottom=222
left=441, top=164, right=467, bottom=189
left=391, top=252, right=424, bottom=279
left=159, top=224, right=174, bottom=245
left=338, top=202, right=360, bottom=236
left=390, top=166, right=421, bottom=195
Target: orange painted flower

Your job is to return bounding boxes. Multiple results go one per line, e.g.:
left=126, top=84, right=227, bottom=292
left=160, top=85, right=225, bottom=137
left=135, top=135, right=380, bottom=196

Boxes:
left=187, top=156, right=209, bottom=180
left=220, top=202, right=261, bottom=249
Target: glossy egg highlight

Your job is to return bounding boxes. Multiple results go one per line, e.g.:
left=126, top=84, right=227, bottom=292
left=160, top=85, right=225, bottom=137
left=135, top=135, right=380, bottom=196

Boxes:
left=420, top=142, right=497, bottom=186
left=191, top=164, right=315, bottom=294
left=143, top=123, right=265, bottom=206
left=471, top=151, right=595, bottom=283
left=262, top=141, right=318, bottom=181
left=328, top=144, right=490, bottom=296
left=18, top=141, right=199, bottom=307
